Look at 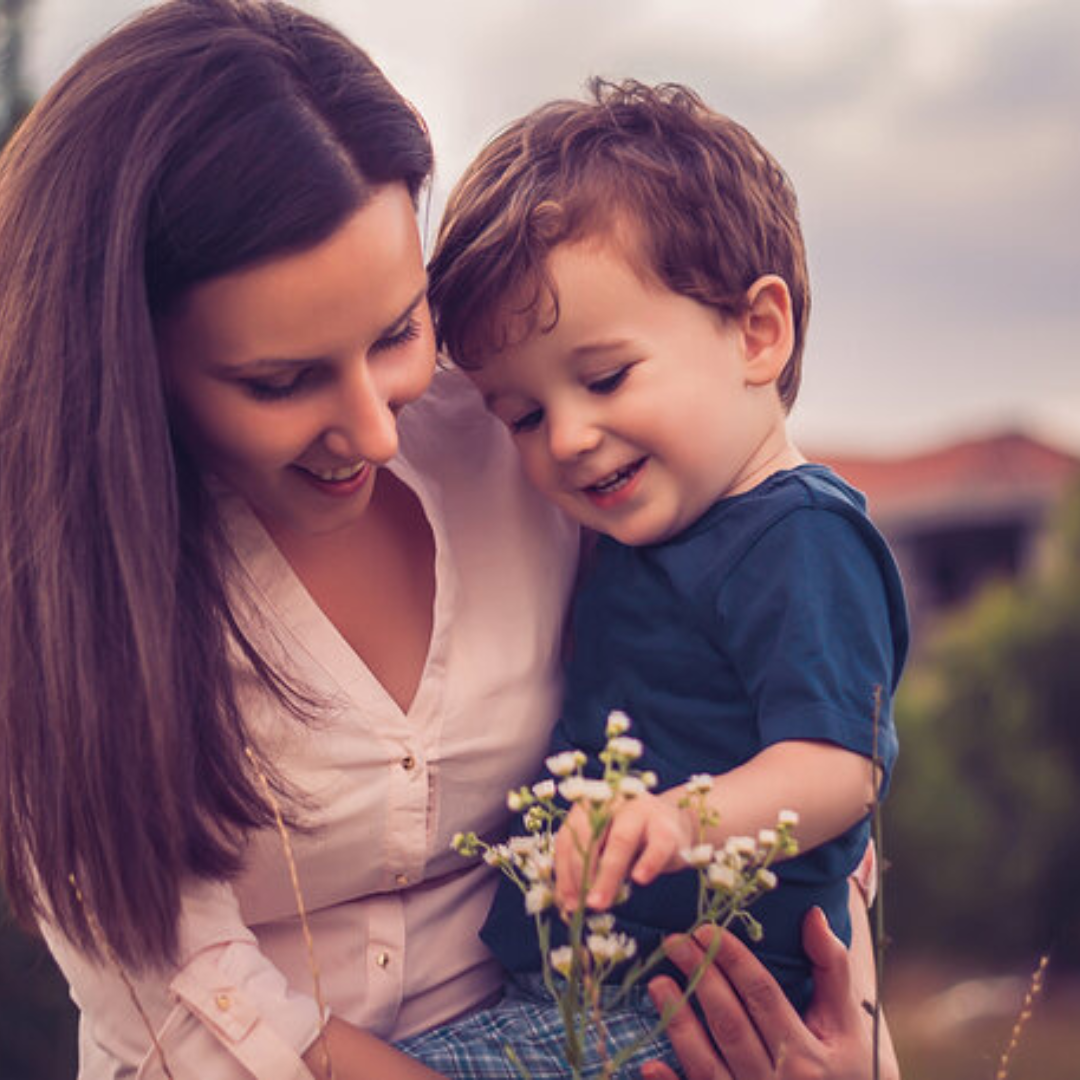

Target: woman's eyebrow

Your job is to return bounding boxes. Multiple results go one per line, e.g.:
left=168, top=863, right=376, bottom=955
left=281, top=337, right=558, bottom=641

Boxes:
left=385, top=283, right=429, bottom=332
left=217, top=282, right=429, bottom=374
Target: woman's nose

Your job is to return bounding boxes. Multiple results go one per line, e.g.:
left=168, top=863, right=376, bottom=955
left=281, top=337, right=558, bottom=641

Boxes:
left=323, top=364, right=399, bottom=463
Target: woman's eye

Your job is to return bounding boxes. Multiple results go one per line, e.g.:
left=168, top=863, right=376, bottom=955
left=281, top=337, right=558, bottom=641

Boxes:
left=510, top=408, right=544, bottom=435
left=242, top=372, right=308, bottom=401
left=587, top=366, right=631, bottom=394
left=372, top=315, right=422, bottom=354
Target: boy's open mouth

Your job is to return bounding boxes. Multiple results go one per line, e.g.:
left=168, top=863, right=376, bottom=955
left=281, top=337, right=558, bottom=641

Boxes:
left=585, top=458, right=646, bottom=496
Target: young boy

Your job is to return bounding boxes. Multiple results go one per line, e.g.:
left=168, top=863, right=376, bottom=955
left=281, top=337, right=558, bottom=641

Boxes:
left=399, top=80, right=908, bottom=1076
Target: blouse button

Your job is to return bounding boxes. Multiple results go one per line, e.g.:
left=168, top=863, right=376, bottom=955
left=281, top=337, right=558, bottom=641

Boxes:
left=375, top=951, right=391, bottom=969
left=215, top=993, right=231, bottom=1012
left=400, top=754, right=416, bottom=771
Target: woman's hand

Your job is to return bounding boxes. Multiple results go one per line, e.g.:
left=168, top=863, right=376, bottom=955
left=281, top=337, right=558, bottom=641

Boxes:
left=641, top=906, right=899, bottom=1080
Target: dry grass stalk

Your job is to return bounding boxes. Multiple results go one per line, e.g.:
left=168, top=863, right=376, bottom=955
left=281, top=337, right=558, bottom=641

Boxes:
left=244, top=744, right=334, bottom=1080
left=869, top=685, right=885, bottom=1080
left=68, top=874, right=175, bottom=1080
left=995, top=953, right=1050, bottom=1080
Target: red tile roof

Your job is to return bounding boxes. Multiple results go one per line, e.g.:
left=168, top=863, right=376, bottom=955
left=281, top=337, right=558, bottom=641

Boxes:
left=810, top=431, right=1080, bottom=525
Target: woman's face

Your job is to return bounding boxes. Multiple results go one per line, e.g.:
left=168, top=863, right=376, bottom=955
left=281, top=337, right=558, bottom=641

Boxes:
left=158, top=183, right=435, bottom=538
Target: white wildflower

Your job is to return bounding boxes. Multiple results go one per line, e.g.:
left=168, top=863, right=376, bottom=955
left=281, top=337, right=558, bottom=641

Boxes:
left=756, top=868, right=778, bottom=891
left=483, top=844, right=511, bottom=868
left=758, top=828, right=778, bottom=848
left=605, top=710, right=632, bottom=737
left=586, top=933, right=618, bottom=962
left=579, top=779, right=615, bottom=804
left=532, top=779, right=557, bottom=800
left=778, top=809, right=800, bottom=827
left=685, top=774, right=714, bottom=795
left=525, top=884, right=554, bottom=915
left=640, top=771, right=659, bottom=790
left=545, top=751, right=581, bottom=777
left=681, top=844, right=714, bottom=869
left=607, top=736, right=644, bottom=761
left=587, top=913, right=616, bottom=935
left=727, top=836, right=757, bottom=858
left=587, top=932, right=637, bottom=964
left=523, top=806, right=546, bottom=833
left=507, top=790, right=528, bottom=812
left=549, top=946, right=574, bottom=978
left=523, top=850, right=554, bottom=882
left=615, top=776, right=648, bottom=799
left=708, top=862, right=739, bottom=890
left=561, top=777, right=614, bottom=804
left=558, top=776, right=586, bottom=802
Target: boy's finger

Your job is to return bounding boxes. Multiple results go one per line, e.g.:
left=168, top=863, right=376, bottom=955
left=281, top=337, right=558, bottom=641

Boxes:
left=630, top=832, right=673, bottom=885
left=554, top=816, right=589, bottom=909
left=554, top=829, right=583, bottom=910
left=585, top=818, right=641, bottom=907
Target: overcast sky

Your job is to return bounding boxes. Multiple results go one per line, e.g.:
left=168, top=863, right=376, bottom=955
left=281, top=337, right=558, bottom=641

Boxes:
left=23, top=0, right=1080, bottom=455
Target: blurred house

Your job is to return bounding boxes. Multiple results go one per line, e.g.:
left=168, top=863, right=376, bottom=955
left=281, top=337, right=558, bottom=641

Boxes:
left=814, top=431, right=1080, bottom=628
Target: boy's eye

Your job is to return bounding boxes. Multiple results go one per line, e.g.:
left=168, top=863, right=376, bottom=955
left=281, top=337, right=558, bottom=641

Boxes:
left=371, top=315, right=422, bottom=354
left=509, top=407, right=544, bottom=435
left=587, top=366, right=631, bottom=394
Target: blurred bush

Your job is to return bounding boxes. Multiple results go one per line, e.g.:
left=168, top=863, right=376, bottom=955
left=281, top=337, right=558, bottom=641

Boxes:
left=887, top=480, right=1080, bottom=967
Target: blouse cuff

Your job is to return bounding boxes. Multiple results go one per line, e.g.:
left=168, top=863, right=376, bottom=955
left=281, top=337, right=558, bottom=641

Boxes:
left=134, top=941, right=323, bottom=1080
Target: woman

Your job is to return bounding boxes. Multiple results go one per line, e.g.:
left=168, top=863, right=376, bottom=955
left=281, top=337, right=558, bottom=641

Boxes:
left=0, top=2, right=894, bottom=1077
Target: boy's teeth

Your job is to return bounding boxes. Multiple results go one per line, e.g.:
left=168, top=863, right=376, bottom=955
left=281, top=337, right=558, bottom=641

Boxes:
left=590, top=461, right=639, bottom=494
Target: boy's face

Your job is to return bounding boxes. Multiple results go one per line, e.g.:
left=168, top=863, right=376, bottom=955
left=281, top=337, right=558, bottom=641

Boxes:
left=468, top=237, right=796, bottom=545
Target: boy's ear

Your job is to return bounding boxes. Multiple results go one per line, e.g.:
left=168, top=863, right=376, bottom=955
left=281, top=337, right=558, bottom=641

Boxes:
left=740, top=275, right=794, bottom=387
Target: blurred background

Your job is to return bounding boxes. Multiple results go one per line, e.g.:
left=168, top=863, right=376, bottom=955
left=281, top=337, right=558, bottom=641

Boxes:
left=2, top=0, right=1078, bottom=1076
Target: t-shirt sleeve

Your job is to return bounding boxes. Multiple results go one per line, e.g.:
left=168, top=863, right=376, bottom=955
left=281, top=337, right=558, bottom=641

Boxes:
left=40, top=878, right=323, bottom=1080
left=714, top=506, right=901, bottom=786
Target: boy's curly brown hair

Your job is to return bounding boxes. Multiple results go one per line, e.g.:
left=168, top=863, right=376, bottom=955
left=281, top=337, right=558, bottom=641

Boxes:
left=428, top=79, right=810, bottom=411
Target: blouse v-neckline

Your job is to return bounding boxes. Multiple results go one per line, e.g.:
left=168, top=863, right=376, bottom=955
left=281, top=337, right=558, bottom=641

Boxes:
left=228, top=456, right=455, bottom=725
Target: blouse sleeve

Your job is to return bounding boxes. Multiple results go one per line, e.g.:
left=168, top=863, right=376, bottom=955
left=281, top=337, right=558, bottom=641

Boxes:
left=41, top=877, right=323, bottom=1080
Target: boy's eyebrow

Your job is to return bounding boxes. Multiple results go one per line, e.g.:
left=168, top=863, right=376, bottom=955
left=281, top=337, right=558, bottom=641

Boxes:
left=570, top=337, right=632, bottom=358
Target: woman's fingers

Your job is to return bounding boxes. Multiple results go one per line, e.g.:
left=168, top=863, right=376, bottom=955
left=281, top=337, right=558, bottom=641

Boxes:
left=801, top=906, right=856, bottom=1040
left=645, top=974, right=732, bottom=1080
left=662, top=930, right=781, bottom=1079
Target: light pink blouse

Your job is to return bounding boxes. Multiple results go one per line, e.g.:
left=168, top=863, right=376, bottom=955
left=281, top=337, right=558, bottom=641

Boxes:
left=42, top=370, right=579, bottom=1079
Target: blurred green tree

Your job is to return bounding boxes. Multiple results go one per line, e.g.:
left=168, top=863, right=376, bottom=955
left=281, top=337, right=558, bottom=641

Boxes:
left=888, top=479, right=1080, bottom=967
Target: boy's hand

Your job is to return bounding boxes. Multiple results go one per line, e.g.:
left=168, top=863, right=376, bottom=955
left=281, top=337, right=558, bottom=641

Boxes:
left=554, top=792, right=695, bottom=912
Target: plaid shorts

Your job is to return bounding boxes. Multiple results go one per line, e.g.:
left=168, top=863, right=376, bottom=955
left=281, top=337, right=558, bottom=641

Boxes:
left=395, top=973, right=683, bottom=1079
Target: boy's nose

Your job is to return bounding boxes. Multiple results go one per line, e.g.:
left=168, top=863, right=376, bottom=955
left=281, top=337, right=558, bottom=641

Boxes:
left=547, top=411, right=602, bottom=463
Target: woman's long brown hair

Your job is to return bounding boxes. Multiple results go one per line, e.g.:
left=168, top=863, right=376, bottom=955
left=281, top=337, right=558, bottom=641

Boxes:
left=0, top=0, right=431, bottom=969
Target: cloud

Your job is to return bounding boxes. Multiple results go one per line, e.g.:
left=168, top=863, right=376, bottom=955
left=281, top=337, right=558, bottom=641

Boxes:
left=22, top=0, right=1080, bottom=451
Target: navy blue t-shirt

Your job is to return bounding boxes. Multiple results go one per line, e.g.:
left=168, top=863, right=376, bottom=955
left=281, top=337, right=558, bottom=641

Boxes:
left=481, top=465, right=909, bottom=1010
